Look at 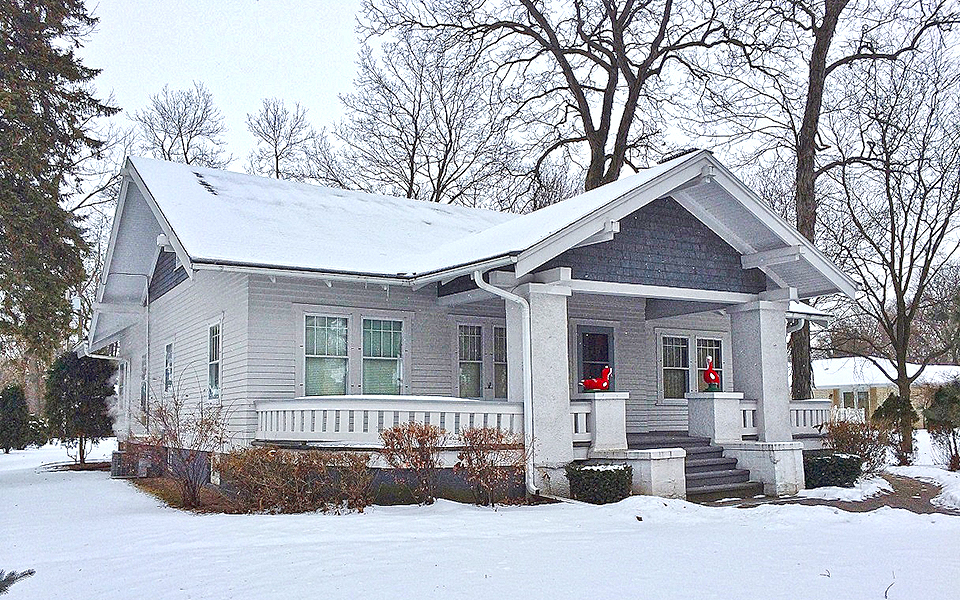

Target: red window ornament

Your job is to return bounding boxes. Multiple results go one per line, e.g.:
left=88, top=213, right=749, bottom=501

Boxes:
left=703, top=356, right=721, bottom=392
left=581, top=366, right=611, bottom=391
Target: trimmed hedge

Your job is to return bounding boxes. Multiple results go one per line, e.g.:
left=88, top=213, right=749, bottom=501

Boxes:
left=564, top=462, right=632, bottom=504
left=803, top=451, right=863, bottom=489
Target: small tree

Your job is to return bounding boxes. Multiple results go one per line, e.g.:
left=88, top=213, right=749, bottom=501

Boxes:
left=873, top=394, right=919, bottom=466
left=0, top=385, right=30, bottom=453
left=142, top=384, right=228, bottom=509
left=379, top=422, right=448, bottom=505
left=923, top=381, right=960, bottom=471
left=43, top=353, right=115, bottom=464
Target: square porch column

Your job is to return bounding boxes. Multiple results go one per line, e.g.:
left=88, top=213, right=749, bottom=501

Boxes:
left=512, top=284, right=574, bottom=491
left=727, top=300, right=792, bottom=442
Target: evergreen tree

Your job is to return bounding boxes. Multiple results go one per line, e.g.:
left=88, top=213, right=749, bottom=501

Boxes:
left=0, top=1, right=117, bottom=358
left=0, top=384, right=30, bottom=453
left=873, top=394, right=919, bottom=466
left=923, top=382, right=960, bottom=471
left=43, top=352, right=115, bottom=463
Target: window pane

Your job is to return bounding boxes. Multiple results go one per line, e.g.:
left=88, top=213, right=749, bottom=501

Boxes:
left=664, top=369, right=689, bottom=399
left=494, top=327, right=507, bottom=363
left=208, top=363, right=220, bottom=399
left=458, top=325, right=482, bottom=361
left=842, top=391, right=854, bottom=408
left=582, top=332, right=609, bottom=363
left=494, top=363, right=508, bottom=399
left=209, top=324, right=220, bottom=362
left=305, top=357, right=347, bottom=396
left=363, top=319, right=401, bottom=358
left=662, top=337, right=688, bottom=368
left=459, top=362, right=482, bottom=398
left=696, top=339, right=722, bottom=369
left=363, top=358, right=400, bottom=394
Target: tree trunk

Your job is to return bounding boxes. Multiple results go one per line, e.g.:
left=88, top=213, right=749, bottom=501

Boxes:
left=897, top=379, right=914, bottom=463
left=79, top=435, right=86, bottom=465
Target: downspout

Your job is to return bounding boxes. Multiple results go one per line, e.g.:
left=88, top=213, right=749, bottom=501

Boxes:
left=472, top=270, right=539, bottom=496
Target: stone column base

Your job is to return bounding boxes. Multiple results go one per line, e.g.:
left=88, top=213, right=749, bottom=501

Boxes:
left=722, top=441, right=805, bottom=497
left=588, top=448, right=687, bottom=499
left=588, top=391, right=629, bottom=451
left=685, top=391, right=744, bottom=443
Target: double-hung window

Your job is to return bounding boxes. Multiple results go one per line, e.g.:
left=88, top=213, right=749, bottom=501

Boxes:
left=577, top=325, right=614, bottom=388
left=362, top=319, right=403, bottom=394
left=163, top=343, right=174, bottom=394
left=305, top=315, right=348, bottom=396
left=493, top=327, right=508, bottom=399
left=208, top=323, right=221, bottom=401
left=659, top=332, right=726, bottom=401
left=458, top=325, right=483, bottom=398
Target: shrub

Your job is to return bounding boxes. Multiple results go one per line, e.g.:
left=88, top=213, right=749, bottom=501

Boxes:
left=0, top=385, right=30, bottom=453
left=923, top=381, right=960, bottom=471
left=43, top=352, right=115, bottom=464
left=220, top=447, right=333, bottom=513
left=454, top=427, right=526, bottom=506
left=822, top=420, right=889, bottom=474
left=329, top=452, right=376, bottom=513
left=803, top=451, right=863, bottom=488
left=380, top=422, right=448, bottom=504
left=26, top=413, right=49, bottom=448
left=564, top=463, right=632, bottom=504
left=873, top=393, right=918, bottom=466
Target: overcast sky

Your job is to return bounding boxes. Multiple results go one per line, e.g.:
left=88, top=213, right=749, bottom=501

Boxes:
left=80, top=1, right=363, bottom=166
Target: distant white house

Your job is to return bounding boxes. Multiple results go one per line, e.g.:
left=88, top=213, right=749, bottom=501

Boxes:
left=813, top=356, right=960, bottom=425
left=84, top=149, right=855, bottom=499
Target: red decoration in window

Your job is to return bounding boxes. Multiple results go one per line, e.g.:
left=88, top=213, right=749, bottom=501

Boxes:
left=581, top=366, right=611, bottom=391
left=703, top=356, right=720, bottom=392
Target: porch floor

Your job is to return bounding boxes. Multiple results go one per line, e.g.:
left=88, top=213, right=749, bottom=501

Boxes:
left=627, top=432, right=764, bottom=502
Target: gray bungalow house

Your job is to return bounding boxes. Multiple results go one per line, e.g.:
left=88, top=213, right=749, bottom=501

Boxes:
left=84, top=150, right=852, bottom=500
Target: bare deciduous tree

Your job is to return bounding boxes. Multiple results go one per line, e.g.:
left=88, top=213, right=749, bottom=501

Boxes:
left=694, top=0, right=959, bottom=399
left=361, top=0, right=731, bottom=191
left=132, top=82, right=231, bottom=168
left=821, top=46, right=960, bottom=459
left=246, top=98, right=316, bottom=179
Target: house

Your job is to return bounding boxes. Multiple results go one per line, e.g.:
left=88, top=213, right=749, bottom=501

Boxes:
left=83, top=149, right=854, bottom=500
left=813, top=356, right=960, bottom=427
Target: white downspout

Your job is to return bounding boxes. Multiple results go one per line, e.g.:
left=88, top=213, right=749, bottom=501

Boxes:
left=472, top=270, right=539, bottom=496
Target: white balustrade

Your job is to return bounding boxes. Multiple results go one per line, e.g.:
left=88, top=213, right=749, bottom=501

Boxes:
left=790, top=399, right=832, bottom=436
left=256, top=395, right=523, bottom=445
left=740, top=399, right=758, bottom=438
left=832, top=406, right=866, bottom=423
left=570, top=401, right=593, bottom=444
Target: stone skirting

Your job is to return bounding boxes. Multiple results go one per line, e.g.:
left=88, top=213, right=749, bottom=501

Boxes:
left=588, top=447, right=687, bottom=499
left=721, top=441, right=805, bottom=497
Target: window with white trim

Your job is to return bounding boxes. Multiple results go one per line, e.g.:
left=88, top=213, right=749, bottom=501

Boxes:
left=458, top=325, right=483, bottom=398
left=208, top=323, right=221, bottom=401
left=577, top=325, right=614, bottom=388
left=163, top=343, right=174, bottom=394
left=493, top=326, right=508, bottom=399
left=362, top=319, right=403, bottom=394
left=659, top=332, right=728, bottom=401
left=305, top=315, right=348, bottom=396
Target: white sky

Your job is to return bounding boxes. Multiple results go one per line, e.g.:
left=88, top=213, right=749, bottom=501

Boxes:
left=79, top=0, right=363, bottom=166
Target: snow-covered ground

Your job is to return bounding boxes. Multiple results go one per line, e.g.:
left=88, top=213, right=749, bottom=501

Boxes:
left=797, top=476, right=892, bottom=502
left=2, top=441, right=959, bottom=599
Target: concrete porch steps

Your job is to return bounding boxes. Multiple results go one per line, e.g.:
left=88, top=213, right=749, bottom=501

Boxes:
left=627, top=432, right=767, bottom=502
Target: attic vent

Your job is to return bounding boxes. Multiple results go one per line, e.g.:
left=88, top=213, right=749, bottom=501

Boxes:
left=193, top=171, right=219, bottom=196
left=658, top=148, right=700, bottom=164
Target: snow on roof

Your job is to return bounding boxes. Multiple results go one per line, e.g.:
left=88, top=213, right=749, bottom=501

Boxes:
left=812, top=356, right=960, bottom=389
left=128, top=157, right=517, bottom=276
left=129, top=150, right=702, bottom=278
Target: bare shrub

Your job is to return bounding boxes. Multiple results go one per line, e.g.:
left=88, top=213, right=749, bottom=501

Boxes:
left=330, top=452, right=376, bottom=512
left=454, top=427, right=526, bottom=506
left=219, top=447, right=332, bottom=513
left=379, top=422, right=448, bottom=504
left=823, top=420, right=890, bottom=474
left=140, top=388, right=228, bottom=509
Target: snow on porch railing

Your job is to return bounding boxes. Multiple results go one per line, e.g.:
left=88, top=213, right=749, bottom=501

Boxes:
left=255, top=395, right=523, bottom=445
left=570, top=401, right=592, bottom=444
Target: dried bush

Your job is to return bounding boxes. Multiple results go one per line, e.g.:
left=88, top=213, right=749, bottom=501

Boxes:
left=379, top=422, right=448, bottom=504
left=454, top=427, right=526, bottom=506
left=219, top=447, right=333, bottom=513
left=330, top=452, right=376, bottom=512
left=822, top=420, right=890, bottom=474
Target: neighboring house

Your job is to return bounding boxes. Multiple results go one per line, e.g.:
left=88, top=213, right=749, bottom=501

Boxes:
left=84, top=149, right=854, bottom=499
left=813, top=356, right=960, bottom=427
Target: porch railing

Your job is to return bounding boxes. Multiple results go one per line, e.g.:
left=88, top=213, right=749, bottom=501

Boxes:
left=832, top=406, right=866, bottom=423
left=739, top=398, right=832, bottom=439
left=256, top=396, right=523, bottom=445
left=570, top=401, right=592, bottom=444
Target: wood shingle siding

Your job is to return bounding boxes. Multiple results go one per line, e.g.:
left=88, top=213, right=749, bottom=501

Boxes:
left=148, top=250, right=189, bottom=302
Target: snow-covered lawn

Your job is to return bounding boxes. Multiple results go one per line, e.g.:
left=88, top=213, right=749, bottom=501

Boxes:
left=3, top=441, right=960, bottom=600
left=797, top=476, right=892, bottom=502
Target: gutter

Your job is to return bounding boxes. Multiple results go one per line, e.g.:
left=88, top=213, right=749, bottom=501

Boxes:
left=471, top=270, right=540, bottom=496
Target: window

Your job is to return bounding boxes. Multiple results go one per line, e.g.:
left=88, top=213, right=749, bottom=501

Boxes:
left=116, top=361, right=127, bottom=413
left=662, top=336, right=689, bottom=399
left=163, top=343, right=174, bottom=394
left=208, top=323, right=221, bottom=401
left=139, top=354, right=148, bottom=424
left=458, top=325, right=483, bottom=398
left=305, top=315, right=348, bottom=396
left=362, top=319, right=402, bottom=394
left=696, top=338, right=723, bottom=392
left=577, top=326, right=614, bottom=390
left=494, top=326, right=508, bottom=399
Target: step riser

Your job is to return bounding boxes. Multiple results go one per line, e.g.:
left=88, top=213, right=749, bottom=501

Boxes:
left=685, top=460, right=739, bottom=474
left=687, top=483, right=765, bottom=503
left=687, top=473, right=750, bottom=488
